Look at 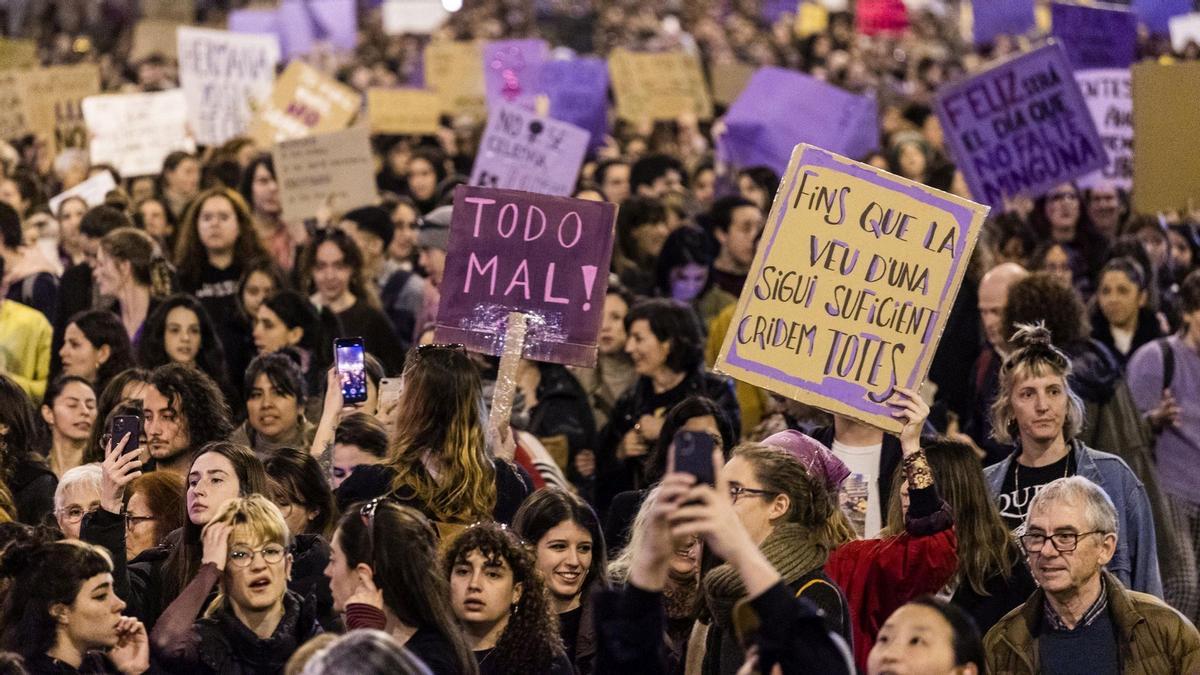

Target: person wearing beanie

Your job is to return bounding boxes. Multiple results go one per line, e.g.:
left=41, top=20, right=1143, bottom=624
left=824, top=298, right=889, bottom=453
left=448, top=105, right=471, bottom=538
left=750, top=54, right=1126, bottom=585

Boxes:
left=412, top=205, right=452, bottom=345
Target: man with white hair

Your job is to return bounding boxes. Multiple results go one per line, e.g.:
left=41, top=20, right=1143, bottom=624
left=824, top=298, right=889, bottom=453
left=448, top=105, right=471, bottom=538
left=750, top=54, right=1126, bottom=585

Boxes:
left=985, top=476, right=1200, bottom=674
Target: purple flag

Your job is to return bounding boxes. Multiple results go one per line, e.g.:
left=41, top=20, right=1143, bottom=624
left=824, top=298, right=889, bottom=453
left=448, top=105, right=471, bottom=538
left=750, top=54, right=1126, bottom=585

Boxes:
left=973, top=0, right=1035, bottom=46
left=434, top=185, right=616, bottom=367
left=236, top=1, right=357, bottom=59
left=541, top=57, right=609, bottom=153
left=1131, top=0, right=1192, bottom=34
left=934, top=42, right=1107, bottom=209
left=483, top=39, right=550, bottom=111
left=1051, top=2, right=1137, bottom=69
left=307, top=0, right=357, bottom=51
left=720, top=67, right=878, bottom=176
left=228, top=8, right=280, bottom=36
left=471, top=102, right=590, bottom=197
left=277, top=2, right=316, bottom=58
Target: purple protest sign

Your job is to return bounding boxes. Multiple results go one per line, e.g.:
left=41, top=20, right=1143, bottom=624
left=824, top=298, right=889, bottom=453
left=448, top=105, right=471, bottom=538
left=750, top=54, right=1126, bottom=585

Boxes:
left=306, top=0, right=357, bottom=52
left=471, top=102, right=590, bottom=197
left=720, top=67, right=877, bottom=177
left=482, top=39, right=550, bottom=111
left=972, top=0, right=1035, bottom=46
left=1131, top=0, right=1192, bottom=35
left=228, top=8, right=279, bottom=36
left=434, top=185, right=616, bottom=367
left=934, top=42, right=1107, bottom=209
left=237, top=1, right=356, bottom=59
left=541, top=57, right=609, bottom=153
left=1051, top=2, right=1137, bottom=70
left=714, top=144, right=989, bottom=432
left=277, top=2, right=316, bottom=58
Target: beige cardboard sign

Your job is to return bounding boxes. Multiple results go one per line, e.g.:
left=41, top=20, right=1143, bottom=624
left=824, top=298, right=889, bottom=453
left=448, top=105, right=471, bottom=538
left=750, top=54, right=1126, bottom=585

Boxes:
left=0, top=39, right=37, bottom=69
left=21, top=63, right=101, bottom=152
left=0, top=71, right=27, bottom=140
left=609, top=48, right=713, bottom=122
left=248, top=61, right=361, bottom=147
left=710, top=61, right=757, bottom=106
left=366, top=88, right=441, bottom=134
left=142, top=0, right=195, bottom=22
left=1132, top=61, right=1200, bottom=214
left=424, top=40, right=486, bottom=120
left=131, top=19, right=183, bottom=61
left=273, top=125, right=376, bottom=222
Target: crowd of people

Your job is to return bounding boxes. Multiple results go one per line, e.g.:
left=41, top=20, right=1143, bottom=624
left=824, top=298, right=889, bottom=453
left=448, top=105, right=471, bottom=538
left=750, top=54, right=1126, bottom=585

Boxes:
left=0, top=0, right=1198, bottom=674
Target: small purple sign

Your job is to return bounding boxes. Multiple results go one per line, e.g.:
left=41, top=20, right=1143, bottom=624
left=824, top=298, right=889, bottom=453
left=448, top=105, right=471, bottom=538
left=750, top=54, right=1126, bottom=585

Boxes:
left=471, top=102, right=590, bottom=197
left=1131, top=0, right=1192, bottom=35
left=434, top=185, right=616, bottom=367
left=482, top=39, right=550, bottom=111
left=721, top=67, right=877, bottom=176
left=541, top=57, right=609, bottom=153
left=973, top=0, right=1035, bottom=46
left=934, top=42, right=1107, bottom=209
left=1051, top=2, right=1137, bottom=70
left=229, top=8, right=280, bottom=36
left=233, top=1, right=356, bottom=59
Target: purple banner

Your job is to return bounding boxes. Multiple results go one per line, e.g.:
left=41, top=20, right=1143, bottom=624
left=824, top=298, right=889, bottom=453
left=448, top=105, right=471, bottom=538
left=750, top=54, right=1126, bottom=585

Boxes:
left=973, top=0, right=1035, bottom=46
left=720, top=67, right=877, bottom=176
left=540, top=57, right=609, bottom=153
left=471, top=102, right=590, bottom=197
left=434, top=185, right=616, bottom=367
left=934, top=42, right=1107, bottom=208
left=1051, top=2, right=1137, bottom=69
left=228, top=8, right=279, bottom=36
left=1131, top=0, right=1192, bottom=35
left=483, top=39, right=550, bottom=111
left=231, top=1, right=356, bottom=59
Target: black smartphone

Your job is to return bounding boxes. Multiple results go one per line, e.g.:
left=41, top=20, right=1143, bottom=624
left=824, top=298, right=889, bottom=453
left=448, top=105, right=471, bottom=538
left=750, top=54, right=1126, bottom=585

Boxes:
left=110, top=414, right=141, bottom=455
left=671, top=430, right=716, bottom=486
left=334, top=337, right=368, bottom=405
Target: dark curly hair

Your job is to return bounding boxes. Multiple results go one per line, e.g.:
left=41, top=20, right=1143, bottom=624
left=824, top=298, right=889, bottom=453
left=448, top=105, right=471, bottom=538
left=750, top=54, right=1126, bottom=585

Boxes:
left=625, top=298, right=705, bottom=374
left=444, top=523, right=565, bottom=674
left=137, top=294, right=231, bottom=395
left=1002, top=272, right=1090, bottom=348
left=147, top=363, right=234, bottom=452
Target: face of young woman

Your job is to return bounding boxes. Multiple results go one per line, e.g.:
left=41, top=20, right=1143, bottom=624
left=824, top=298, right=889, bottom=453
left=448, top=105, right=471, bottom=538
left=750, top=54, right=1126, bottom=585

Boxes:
left=59, top=199, right=87, bottom=243
left=1044, top=184, right=1080, bottom=241
left=59, top=573, right=126, bottom=651
left=625, top=319, right=672, bottom=377
left=389, top=203, right=419, bottom=261
left=43, top=380, right=96, bottom=444
left=1137, top=228, right=1170, bottom=271
left=867, top=604, right=968, bottom=675
left=139, top=201, right=171, bottom=241
left=197, top=196, right=241, bottom=256
left=253, top=304, right=301, bottom=355
left=241, top=271, right=277, bottom=319
left=313, top=241, right=352, bottom=303
left=59, top=323, right=105, bottom=382
left=187, top=452, right=241, bottom=526
left=246, top=373, right=301, bottom=441
left=1041, top=245, right=1074, bottom=289
left=251, top=164, right=281, bottom=215
left=163, top=306, right=201, bottom=366
left=1097, top=270, right=1145, bottom=330
left=534, top=520, right=593, bottom=605
left=632, top=220, right=670, bottom=259
left=407, top=158, right=438, bottom=201
left=92, top=247, right=127, bottom=296
left=223, top=526, right=291, bottom=616
left=1168, top=229, right=1195, bottom=272
left=450, top=549, right=522, bottom=630
left=167, top=158, right=200, bottom=196
left=597, top=293, right=629, bottom=356
left=323, top=530, right=358, bottom=614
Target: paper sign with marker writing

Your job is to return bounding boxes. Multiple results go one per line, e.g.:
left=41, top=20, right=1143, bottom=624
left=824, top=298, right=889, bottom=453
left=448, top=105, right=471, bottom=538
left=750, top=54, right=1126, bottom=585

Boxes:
left=366, top=88, right=441, bottom=134
left=131, top=19, right=183, bottom=61
left=1075, top=69, right=1132, bottom=190
left=20, top=63, right=100, bottom=152
left=247, top=61, right=361, bottom=147
left=82, top=90, right=194, bottom=177
left=609, top=48, right=713, bottom=122
left=1051, top=2, right=1137, bottom=70
left=273, top=126, right=376, bottom=222
left=714, top=144, right=988, bottom=433
left=425, top=40, right=487, bottom=119
left=1132, top=61, right=1200, bottom=214
left=434, top=185, right=616, bottom=367
left=482, top=39, right=549, bottom=111
left=178, top=27, right=280, bottom=147
left=470, top=102, right=590, bottom=197
left=934, top=42, right=1105, bottom=208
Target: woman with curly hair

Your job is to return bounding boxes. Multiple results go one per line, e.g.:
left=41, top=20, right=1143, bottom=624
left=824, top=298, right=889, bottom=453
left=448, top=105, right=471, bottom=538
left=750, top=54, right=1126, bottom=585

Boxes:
left=444, top=522, right=572, bottom=674
left=136, top=294, right=233, bottom=402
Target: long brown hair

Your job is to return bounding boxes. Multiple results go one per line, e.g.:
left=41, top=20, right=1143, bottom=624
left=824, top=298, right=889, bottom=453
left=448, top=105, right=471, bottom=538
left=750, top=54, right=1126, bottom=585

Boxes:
left=387, top=346, right=496, bottom=523
left=883, top=439, right=1016, bottom=596
left=173, top=187, right=268, bottom=291
left=100, top=227, right=174, bottom=298
left=297, top=228, right=380, bottom=309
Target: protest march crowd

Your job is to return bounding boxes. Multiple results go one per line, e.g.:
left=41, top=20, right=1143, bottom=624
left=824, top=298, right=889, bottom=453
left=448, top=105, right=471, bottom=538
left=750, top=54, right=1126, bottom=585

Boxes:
left=1, top=0, right=1200, bottom=673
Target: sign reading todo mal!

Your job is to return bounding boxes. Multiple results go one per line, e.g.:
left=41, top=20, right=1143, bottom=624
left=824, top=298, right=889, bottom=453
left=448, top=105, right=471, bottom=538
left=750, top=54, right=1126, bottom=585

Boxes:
left=934, top=42, right=1105, bottom=208
left=434, top=186, right=616, bottom=368
left=715, top=144, right=989, bottom=433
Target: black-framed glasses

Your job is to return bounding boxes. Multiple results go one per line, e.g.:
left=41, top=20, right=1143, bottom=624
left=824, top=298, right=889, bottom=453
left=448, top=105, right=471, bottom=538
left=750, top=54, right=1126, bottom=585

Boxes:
left=1020, top=530, right=1106, bottom=553
left=728, top=485, right=776, bottom=504
left=227, top=544, right=287, bottom=568
left=124, top=513, right=156, bottom=530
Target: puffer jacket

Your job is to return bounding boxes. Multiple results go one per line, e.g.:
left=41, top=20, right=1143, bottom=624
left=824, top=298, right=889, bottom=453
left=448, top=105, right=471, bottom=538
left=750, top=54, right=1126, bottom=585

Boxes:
left=984, top=571, right=1200, bottom=675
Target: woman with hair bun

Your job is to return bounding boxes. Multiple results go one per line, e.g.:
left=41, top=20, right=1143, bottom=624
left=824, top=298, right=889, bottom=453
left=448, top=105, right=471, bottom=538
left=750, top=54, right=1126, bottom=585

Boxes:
left=94, top=227, right=174, bottom=346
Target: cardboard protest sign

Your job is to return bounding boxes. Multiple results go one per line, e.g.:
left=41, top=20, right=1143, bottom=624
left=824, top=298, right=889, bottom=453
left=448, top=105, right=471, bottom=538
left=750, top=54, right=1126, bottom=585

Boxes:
left=609, top=48, right=713, bottom=122
left=714, top=144, right=988, bottom=432
left=178, top=27, right=280, bottom=147
left=424, top=40, right=487, bottom=119
left=1130, top=0, right=1191, bottom=35
left=142, top=0, right=194, bottom=22
left=1051, top=2, right=1137, bottom=70
left=971, top=0, right=1034, bottom=46
left=247, top=61, right=361, bottom=147
left=272, top=125, right=376, bottom=222
left=382, top=0, right=448, bottom=34
left=434, top=185, right=617, bottom=367
left=1169, top=13, right=1200, bottom=52
left=49, top=171, right=116, bottom=214
left=710, top=61, right=758, bottom=106
left=470, top=103, right=589, bottom=197
left=934, top=42, right=1106, bottom=208
left=482, top=39, right=549, bottom=111
left=1132, top=62, right=1200, bottom=214
left=540, top=57, right=609, bottom=152
left=721, top=67, right=877, bottom=177
left=0, top=39, right=37, bottom=68
left=20, top=63, right=101, bottom=152
left=130, top=19, right=182, bottom=61
left=1075, top=69, right=1132, bottom=190
left=82, top=90, right=194, bottom=177
left=0, top=71, right=27, bottom=141
left=366, top=88, right=441, bottom=135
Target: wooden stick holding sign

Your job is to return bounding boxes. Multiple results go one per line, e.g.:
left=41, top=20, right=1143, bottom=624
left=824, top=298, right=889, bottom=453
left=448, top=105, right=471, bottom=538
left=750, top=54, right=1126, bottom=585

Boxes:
left=488, top=311, right=530, bottom=445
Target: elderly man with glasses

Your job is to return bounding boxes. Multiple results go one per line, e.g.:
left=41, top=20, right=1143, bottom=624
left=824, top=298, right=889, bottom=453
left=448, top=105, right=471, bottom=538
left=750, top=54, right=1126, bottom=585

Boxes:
left=984, top=476, right=1200, bottom=675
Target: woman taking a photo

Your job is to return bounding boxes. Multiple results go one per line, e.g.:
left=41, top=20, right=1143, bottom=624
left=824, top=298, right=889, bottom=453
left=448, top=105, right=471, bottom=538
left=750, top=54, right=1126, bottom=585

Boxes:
left=445, top=522, right=573, bottom=674
left=59, top=310, right=138, bottom=398
left=93, top=227, right=173, bottom=346
left=324, top=500, right=478, bottom=674
left=39, top=375, right=97, bottom=478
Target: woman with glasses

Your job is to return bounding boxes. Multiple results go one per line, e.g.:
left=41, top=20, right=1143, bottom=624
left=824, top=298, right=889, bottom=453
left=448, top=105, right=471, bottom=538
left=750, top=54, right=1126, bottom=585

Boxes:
left=150, top=495, right=324, bottom=673
left=323, top=499, right=478, bottom=675
left=122, top=471, right=185, bottom=560
left=512, top=488, right=609, bottom=674
left=54, top=463, right=102, bottom=540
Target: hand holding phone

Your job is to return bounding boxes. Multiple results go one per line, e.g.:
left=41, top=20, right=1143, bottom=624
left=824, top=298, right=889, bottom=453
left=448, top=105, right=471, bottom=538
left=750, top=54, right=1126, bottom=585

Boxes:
left=334, top=337, right=368, bottom=405
left=670, top=430, right=717, bottom=486
left=110, top=415, right=141, bottom=456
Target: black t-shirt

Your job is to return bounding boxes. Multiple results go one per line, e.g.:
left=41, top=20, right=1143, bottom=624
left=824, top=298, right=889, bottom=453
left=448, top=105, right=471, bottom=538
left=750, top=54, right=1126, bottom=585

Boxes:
left=558, top=605, right=583, bottom=664
left=997, top=452, right=1076, bottom=532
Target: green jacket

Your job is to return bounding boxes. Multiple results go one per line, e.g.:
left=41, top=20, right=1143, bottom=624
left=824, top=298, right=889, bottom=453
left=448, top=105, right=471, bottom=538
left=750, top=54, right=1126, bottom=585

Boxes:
left=984, top=571, right=1200, bottom=675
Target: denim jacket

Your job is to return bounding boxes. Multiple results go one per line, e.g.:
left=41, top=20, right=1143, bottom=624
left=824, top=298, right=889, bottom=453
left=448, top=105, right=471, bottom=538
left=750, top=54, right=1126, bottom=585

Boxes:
left=984, top=440, right=1163, bottom=598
